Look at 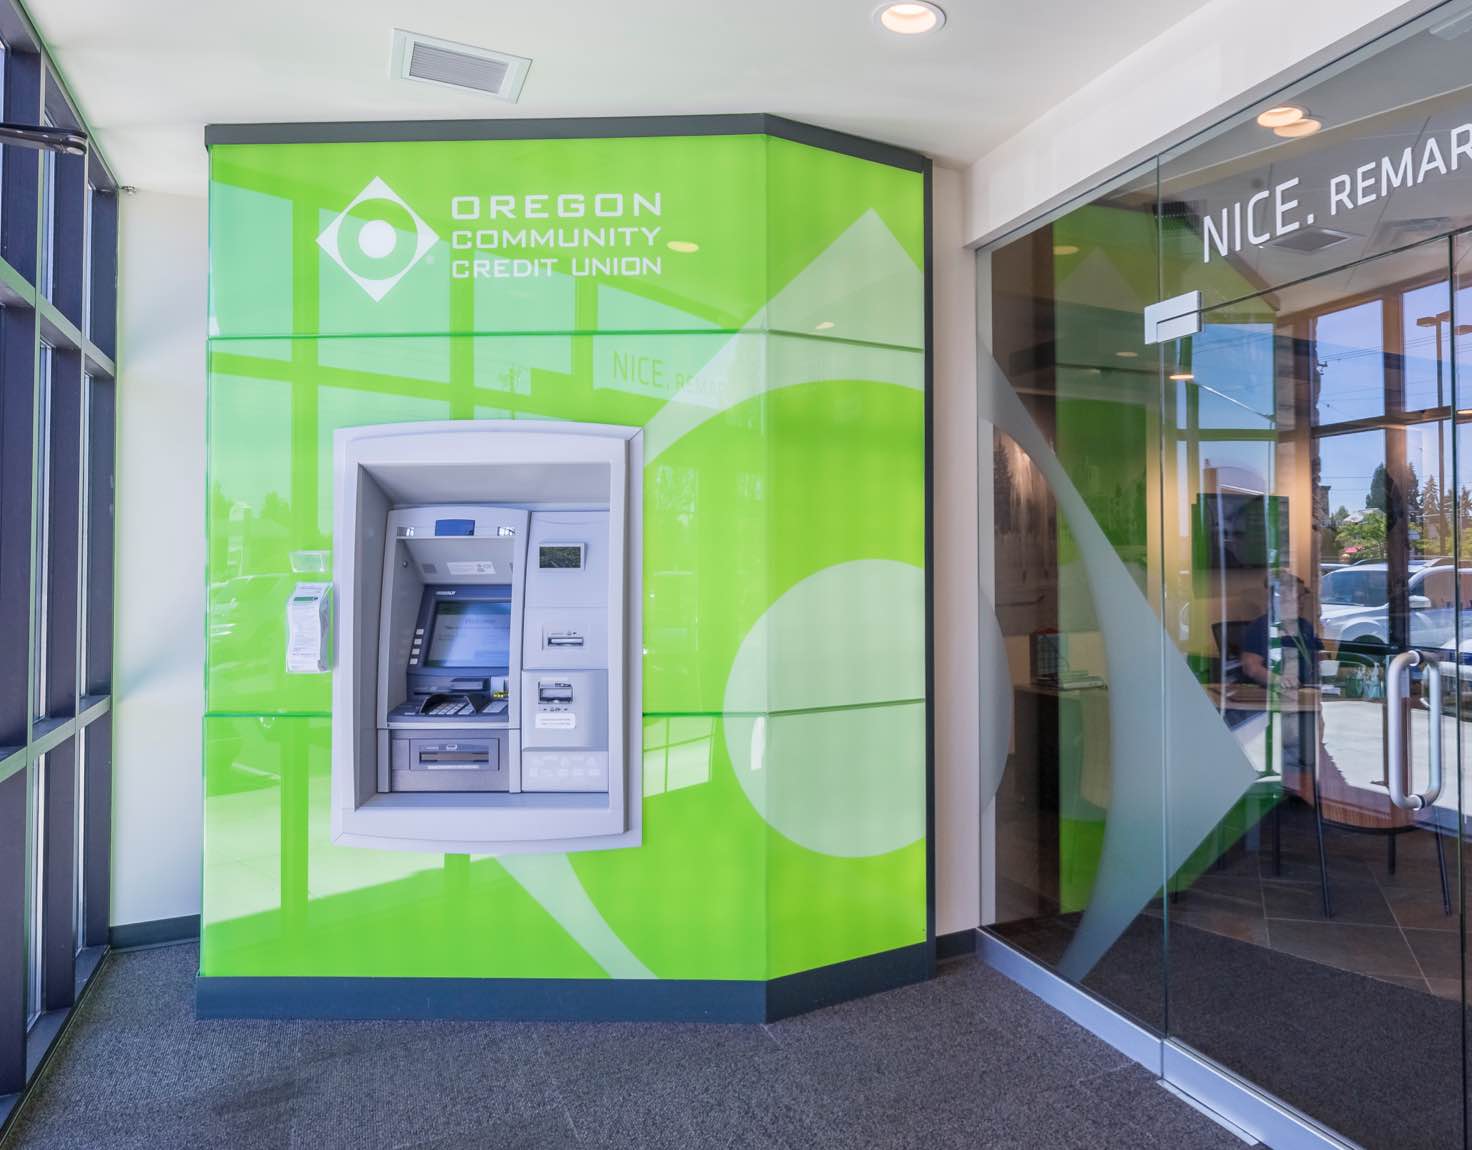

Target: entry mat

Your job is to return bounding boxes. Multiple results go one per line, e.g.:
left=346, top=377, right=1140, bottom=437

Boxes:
left=991, top=910, right=1463, bottom=1150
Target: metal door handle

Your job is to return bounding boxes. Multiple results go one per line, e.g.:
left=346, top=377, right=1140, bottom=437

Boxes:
left=1386, top=650, right=1443, bottom=811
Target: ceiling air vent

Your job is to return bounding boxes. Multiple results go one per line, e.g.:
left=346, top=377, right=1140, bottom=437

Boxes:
left=1268, top=225, right=1356, bottom=254
left=390, top=29, right=531, bottom=102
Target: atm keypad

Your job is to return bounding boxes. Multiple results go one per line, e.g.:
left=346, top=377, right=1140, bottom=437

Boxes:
left=429, top=700, right=474, bottom=716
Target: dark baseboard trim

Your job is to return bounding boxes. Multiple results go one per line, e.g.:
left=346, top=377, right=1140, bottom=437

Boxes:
left=764, top=942, right=930, bottom=1021
left=936, top=929, right=979, bottom=962
left=109, top=914, right=200, bottom=951
left=196, top=942, right=931, bottom=1024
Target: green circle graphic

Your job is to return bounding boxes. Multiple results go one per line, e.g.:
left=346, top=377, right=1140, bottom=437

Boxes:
left=723, top=559, right=926, bottom=858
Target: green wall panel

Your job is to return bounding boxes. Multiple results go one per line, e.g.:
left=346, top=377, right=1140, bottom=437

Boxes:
left=204, top=129, right=927, bottom=985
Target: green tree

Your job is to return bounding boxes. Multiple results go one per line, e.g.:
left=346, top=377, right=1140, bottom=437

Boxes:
left=1337, top=508, right=1387, bottom=562
left=1367, top=463, right=1389, bottom=511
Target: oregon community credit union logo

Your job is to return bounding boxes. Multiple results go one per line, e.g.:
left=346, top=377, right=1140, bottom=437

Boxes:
left=316, top=177, right=439, bottom=302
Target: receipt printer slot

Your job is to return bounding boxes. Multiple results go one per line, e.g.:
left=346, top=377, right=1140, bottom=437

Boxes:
left=545, top=632, right=584, bottom=648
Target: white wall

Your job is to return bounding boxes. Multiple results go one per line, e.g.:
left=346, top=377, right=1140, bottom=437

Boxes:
left=931, top=166, right=980, bottom=937
left=110, top=189, right=208, bottom=928
left=964, top=0, right=1439, bottom=247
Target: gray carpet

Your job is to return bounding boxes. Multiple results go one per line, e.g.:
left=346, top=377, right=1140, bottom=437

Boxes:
left=0, top=944, right=1249, bottom=1150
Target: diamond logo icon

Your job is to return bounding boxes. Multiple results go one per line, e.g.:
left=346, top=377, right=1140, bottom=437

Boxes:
left=317, top=176, right=439, bottom=302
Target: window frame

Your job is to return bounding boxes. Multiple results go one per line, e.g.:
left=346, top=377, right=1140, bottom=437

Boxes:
left=0, top=6, right=118, bottom=1135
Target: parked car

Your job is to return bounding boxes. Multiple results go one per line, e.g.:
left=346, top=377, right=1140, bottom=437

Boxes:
left=1318, top=563, right=1472, bottom=680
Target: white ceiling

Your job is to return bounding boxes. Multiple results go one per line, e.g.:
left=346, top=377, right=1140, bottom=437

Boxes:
left=29, top=0, right=1209, bottom=195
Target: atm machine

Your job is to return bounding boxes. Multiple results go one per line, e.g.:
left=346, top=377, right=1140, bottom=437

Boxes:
left=317, top=421, right=641, bottom=854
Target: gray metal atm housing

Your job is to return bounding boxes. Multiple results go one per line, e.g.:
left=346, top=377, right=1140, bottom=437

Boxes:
left=331, top=421, right=641, bottom=854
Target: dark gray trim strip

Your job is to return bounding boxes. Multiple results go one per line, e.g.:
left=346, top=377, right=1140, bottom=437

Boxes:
left=200, top=973, right=767, bottom=1024
left=936, top=928, right=978, bottom=961
left=203, top=113, right=927, bottom=173
left=764, top=942, right=930, bottom=1021
left=197, top=943, right=930, bottom=1023
left=921, top=157, right=936, bottom=973
left=109, top=914, right=199, bottom=951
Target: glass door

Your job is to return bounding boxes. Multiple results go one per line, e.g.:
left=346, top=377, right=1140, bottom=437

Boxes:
left=1161, top=238, right=1464, bottom=1149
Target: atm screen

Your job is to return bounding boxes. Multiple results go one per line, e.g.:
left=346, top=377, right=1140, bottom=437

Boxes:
left=424, top=600, right=511, bottom=668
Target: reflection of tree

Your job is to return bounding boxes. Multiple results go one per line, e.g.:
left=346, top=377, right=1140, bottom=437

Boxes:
left=992, top=432, right=1056, bottom=633
left=207, top=481, right=298, bottom=697
left=994, top=442, right=1014, bottom=534
left=1325, top=459, right=1472, bottom=562
left=1335, top=508, right=1386, bottom=562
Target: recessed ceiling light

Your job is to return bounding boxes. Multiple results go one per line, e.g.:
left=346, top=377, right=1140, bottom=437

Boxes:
left=1256, top=105, right=1308, bottom=129
left=1053, top=244, right=1080, bottom=256
left=815, top=321, right=836, bottom=331
left=1115, top=350, right=1138, bottom=359
left=1169, top=372, right=1194, bottom=382
left=875, top=2, right=946, bottom=35
left=667, top=240, right=699, bottom=253
left=1274, top=118, right=1322, bottom=139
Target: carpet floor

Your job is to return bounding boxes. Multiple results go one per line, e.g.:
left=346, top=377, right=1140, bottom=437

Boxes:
left=0, top=943, right=1249, bottom=1149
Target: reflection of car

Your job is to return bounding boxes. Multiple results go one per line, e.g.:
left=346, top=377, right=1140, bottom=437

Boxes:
left=1318, top=563, right=1472, bottom=679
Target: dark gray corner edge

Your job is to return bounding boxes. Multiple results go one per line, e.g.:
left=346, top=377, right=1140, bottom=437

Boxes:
left=935, top=928, right=978, bottom=962
left=109, top=913, right=200, bottom=951
left=201, top=113, right=927, bottom=173
left=195, top=942, right=931, bottom=1024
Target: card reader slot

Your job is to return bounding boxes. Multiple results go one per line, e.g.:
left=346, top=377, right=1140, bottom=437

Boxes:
left=420, top=749, right=491, bottom=766
left=545, top=632, right=584, bottom=648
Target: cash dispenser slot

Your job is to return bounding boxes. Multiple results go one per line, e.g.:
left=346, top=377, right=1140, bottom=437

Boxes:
left=390, top=735, right=507, bottom=792
left=419, top=744, right=492, bottom=768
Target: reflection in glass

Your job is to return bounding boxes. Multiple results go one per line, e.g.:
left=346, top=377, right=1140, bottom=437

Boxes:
left=1162, top=242, right=1461, bottom=1150
left=983, top=167, right=1167, bottom=1031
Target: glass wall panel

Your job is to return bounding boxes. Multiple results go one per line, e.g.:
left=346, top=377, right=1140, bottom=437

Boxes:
left=981, top=164, right=1168, bottom=1030
left=1158, top=0, right=1472, bottom=310
left=980, top=8, right=1472, bottom=1144
left=1453, top=227, right=1472, bottom=1150
left=1161, top=241, right=1463, bottom=1150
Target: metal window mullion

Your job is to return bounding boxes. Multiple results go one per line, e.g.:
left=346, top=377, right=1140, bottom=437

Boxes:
left=25, top=753, right=43, bottom=1024
left=32, top=348, right=49, bottom=721
left=79, top=152, right=91, bottom=338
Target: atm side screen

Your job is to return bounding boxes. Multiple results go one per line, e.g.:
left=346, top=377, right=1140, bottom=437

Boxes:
left=423, top=600, right=512, bottom=668
left=539, top=543, right=584, bottom=569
